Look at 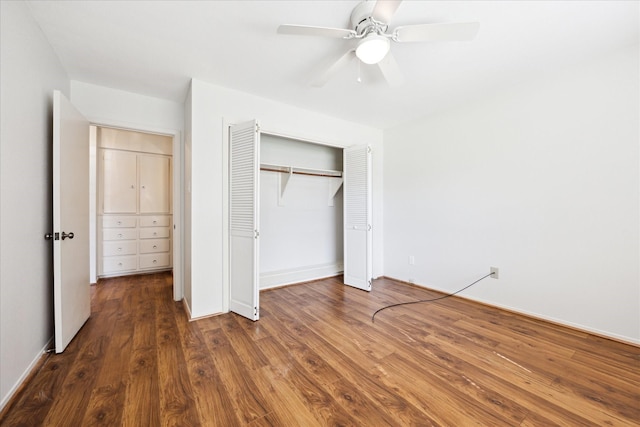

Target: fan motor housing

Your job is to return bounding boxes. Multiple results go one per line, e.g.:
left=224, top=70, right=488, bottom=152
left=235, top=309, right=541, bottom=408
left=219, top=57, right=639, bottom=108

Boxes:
left=351, top=1, right=386, bottom=35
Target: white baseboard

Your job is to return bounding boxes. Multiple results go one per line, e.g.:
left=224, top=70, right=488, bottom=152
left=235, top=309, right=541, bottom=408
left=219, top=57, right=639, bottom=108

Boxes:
left=182, top=297, right=192, bottom=319
left=260, top=262, right=343, bottom=290
left=0, top=338, right=52, bottom=412
left=384, top=276, right=640, bottom=347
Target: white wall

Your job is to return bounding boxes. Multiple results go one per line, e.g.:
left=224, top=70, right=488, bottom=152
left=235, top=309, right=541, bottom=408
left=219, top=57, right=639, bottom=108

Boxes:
left=260, top=135, right=344, bottom=288
left=383, top=45, right=639, bottom=344
left=0, top=1, right=71, bottom=409
left=186, top=79, right=383, bottom=318
left=71, top=81, right=184, bottom=133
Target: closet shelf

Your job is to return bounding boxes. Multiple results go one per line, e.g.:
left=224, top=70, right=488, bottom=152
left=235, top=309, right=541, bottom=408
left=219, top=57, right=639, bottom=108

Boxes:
left=260, top=163, right=343, bottom=206
left=260, top=163, right=342, bottom=178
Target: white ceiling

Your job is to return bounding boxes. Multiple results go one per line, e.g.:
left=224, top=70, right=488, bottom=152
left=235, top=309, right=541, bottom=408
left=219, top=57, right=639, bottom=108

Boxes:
left=26, top=1, right=639, bottom=129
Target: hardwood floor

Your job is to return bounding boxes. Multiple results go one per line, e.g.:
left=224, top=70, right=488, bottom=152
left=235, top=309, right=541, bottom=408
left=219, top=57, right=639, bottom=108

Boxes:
left=1, top=272, right=638, bottom=426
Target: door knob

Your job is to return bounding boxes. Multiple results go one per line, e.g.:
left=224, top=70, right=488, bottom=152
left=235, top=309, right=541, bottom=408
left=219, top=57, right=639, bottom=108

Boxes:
left=61, top=231, right=74, bottom=240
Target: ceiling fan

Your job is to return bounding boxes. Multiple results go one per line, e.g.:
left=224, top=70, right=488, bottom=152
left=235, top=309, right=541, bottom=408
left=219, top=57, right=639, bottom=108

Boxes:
left=277, top=0, right=479, bottom=87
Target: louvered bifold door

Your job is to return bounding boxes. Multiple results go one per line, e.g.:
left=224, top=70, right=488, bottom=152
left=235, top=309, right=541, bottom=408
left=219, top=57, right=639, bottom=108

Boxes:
left=343, top=145, right=372, bottom=291
left=229, top=120, right=260, bottom=320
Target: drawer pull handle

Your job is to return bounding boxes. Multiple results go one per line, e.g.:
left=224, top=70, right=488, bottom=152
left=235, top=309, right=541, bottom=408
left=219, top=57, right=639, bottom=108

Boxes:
left=153, top=220, right=157, bottom=224
left=118, top=248, right=122, bottom=251
left=117, top=233, right=123, bottom=238
left=117, top=221, right=122, bottom=225
left=153, top=245, right=157, bottom=249
left=153, top=232, right=157, bottom=236
left=118, top=262, right=123, bottom=266
left=153, top=259, right=157, bottom=264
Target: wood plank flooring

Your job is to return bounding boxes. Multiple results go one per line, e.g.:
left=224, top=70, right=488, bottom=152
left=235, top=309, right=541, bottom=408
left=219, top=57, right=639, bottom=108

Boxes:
left=1, top=272, right=638, bottom=426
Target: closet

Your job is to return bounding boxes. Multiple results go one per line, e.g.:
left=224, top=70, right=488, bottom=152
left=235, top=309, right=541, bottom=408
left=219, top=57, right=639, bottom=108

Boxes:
left=97, top=127, right=173, bottom=278
left=259, top=134, right=344, bottom=289
left=228, top=120, right=372, bottom=321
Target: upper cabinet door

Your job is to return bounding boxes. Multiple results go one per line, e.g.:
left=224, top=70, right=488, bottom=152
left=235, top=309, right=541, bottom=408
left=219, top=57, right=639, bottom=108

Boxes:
left=102, top=150, right=137, bottom=213
left=139, top=155, right=171, bottom=213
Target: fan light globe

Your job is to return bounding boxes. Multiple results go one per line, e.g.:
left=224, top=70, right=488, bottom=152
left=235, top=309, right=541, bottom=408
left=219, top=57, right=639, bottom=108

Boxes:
left=355, top=34, right=390, bottom=64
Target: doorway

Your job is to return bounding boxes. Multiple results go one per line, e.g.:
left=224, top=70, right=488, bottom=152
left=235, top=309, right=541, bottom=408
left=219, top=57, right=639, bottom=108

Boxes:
left=89, top=125, right=183, bottom=300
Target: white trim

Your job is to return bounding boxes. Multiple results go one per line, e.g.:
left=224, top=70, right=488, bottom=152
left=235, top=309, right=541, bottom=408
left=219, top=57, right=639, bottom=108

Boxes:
left=461, top=295, right=640, bottom=347
left=0, top=339, right=52, bottom=412
left=260, top=262, right=344, bottom=290
left=182, top=298, right=192, bottom=319
left=221, top=118, right=232, bottom=314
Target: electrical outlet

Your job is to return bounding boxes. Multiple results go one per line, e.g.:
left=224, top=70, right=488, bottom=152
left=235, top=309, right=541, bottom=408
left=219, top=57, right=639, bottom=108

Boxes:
left=409, top=255, right=415, bottom=265
left=490, top=267, right=499, bottom=279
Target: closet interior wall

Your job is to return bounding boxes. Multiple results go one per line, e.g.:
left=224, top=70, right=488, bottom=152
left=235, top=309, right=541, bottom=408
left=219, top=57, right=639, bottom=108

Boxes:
left=259, top=134, right=344, bottom=289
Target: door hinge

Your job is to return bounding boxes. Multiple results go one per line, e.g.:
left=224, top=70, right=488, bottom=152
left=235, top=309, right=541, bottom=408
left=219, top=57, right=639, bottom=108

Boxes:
left=254, top=306, right=259, bottom=317
left=367, top=146, right=372, bottom=153
left=254, top=229, right=259, bottom=239
left=255, top=123, right=260, bottom=133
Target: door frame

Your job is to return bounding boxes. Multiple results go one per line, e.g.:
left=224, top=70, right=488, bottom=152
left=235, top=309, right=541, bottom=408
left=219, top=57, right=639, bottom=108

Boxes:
left=221, top=118, right=355, bottom=313
left=89, top=119, right=184, bottom=301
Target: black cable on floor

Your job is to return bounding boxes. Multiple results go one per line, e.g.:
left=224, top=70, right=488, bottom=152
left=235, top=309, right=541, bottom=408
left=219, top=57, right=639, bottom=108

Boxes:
left=371, top=271, right=495, bottom=322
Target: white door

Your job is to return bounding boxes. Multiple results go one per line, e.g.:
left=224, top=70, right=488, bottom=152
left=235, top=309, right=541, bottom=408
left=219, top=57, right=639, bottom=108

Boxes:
left=343, top=145, right=372, bottom=291
left=229, top=120, right=260, bottom=320
left=53, top=90, right=91, bottom=353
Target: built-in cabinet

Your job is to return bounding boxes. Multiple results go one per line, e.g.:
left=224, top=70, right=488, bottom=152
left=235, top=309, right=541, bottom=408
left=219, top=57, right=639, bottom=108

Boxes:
left=97, top=127, right=173, bottom=278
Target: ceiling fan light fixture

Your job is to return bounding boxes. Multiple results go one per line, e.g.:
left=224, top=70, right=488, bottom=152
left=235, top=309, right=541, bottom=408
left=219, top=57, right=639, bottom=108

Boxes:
left=355, top=34, right=390, bottom=64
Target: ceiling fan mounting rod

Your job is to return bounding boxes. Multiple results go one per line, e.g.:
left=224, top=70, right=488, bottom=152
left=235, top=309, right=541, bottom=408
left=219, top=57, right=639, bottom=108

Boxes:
left=355, top=17, right=389, bottom=38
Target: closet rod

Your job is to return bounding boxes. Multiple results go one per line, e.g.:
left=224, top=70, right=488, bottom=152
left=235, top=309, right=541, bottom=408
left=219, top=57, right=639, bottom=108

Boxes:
left=260, top=166, right=342, bottom=178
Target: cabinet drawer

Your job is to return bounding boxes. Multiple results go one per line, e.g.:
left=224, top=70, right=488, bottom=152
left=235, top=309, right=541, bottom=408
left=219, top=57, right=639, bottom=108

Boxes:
left=103, top=256, right=137, bottom=273
left=139, top=239, right=170, bottom=254
left=139, top=253, right=170, bottom=269
left=140, top=216, right=170, bottom=227
left=102, top=216, right=136, bottom=228
left=103, top=228, right=137, bottom=241
left=139, top=227, right=169, bottom=239
left=103, top=241, right=137, bottom=256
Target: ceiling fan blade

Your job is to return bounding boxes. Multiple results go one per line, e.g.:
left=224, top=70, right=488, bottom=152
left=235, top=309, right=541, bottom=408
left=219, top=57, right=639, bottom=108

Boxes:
left=278, top=24, right=356, bottom=39
left=311, top=50, right=356, bottom=87
left=394, top=22, right=480, bottom=43
left=371, top=0, right=403, bottom=24
left=377, top=52, right=404, bottom=87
